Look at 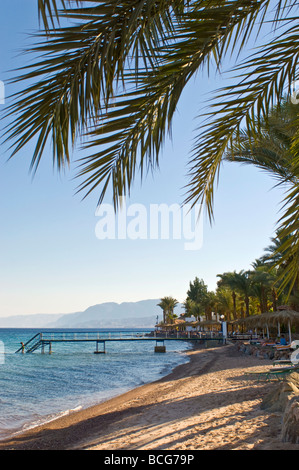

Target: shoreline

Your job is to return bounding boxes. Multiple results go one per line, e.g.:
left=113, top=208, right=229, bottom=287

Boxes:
left=1, top=343, right=299, bottom=450
left=1, top=346, right=190, bottom=443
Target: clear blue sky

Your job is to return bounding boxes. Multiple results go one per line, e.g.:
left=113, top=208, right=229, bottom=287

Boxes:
left=0, top=1, right=285, bottom=316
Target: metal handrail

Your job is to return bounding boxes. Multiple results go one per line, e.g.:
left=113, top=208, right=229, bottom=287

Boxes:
left=15, top=333, right=41, bottom=353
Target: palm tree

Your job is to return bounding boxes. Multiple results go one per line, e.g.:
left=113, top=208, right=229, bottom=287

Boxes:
left=3, top=1, right=299, bottom=288
left=262, top=231, right=298, bottom=309
left=157, top=296, right=179, bottom=324
left=218, top=270, right=252, bottom=318
left=262, top=230, right=293, bottom=269
left=217, top=272, right=238, bottom=320
left=182, top=298, right=195, bottom=317
left=235, top=271, right=253, bottom=318
left=186, top=277, right=214, bottom=319
left=225, top=99, right=299, bottom=300
left=249, top=262, right=276, bottom=313
left=214, top=287, right=233, bottom=322
left=186, top=277, right=209, bottom=304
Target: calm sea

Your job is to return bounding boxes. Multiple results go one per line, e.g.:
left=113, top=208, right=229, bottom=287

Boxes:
left=0, top=328, right=190, bottom=441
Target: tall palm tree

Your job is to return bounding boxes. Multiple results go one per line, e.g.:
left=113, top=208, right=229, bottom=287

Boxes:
left=214, top=287, right=233, bottom=322
left=182, top=298, right=195, bottom=317
left=3, top=1, right=299, bottom=287
left=186, top=277, right=214, bottom=319
left=218, top=270, right=252, bottom=318
left=186, top=277, right=209, bottom=305
left=233, top=271, right=252, bottom=318
left=157, top=296, right=179, bottom=324
left=249, top=261, right=276, bottom=313
left=217, top=272, right=238, bottom=320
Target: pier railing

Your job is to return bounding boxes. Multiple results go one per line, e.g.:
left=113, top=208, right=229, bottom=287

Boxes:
left=15, top=330, right=226, bottom=354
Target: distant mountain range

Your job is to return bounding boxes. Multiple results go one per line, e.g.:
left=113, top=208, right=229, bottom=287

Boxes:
left=0, top=299, right=184, bottom=329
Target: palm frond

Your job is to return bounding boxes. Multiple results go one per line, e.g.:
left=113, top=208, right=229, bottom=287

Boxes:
left=4, top=0, right=299, bottom=208
left=37, top=0, right=82, bottom=30
left=186, top=20, right=299, bottom=221
left=274, top=175, right=299, bottom=296
left=224, top=98, right=299, bottom=184
left=4, top=0, right=189, bottom=172
left=76, top=0, right=280, bottom=204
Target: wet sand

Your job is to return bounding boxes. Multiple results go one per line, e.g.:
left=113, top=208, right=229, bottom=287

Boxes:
left=1, top=343, right=299, bottom=450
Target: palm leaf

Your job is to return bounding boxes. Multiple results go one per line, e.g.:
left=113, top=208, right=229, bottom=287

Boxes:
left=37, top=0, right=82, bottom=30
left=224, top=98, right=298, bottom=184
left=76, top=0, right=279, bottom=204
left=4, top=0, right=190, bottom=172
left=186, top=20, right=299, bottom=221
left=3, top=0, right=299, bottom=209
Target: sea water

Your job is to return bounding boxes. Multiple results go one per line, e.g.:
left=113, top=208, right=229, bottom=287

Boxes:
left=0, top=328, right=190, bottom=441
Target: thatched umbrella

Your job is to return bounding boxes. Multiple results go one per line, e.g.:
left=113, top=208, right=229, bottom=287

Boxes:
left=242, top=309, right=299, bottom=342
left=263, top=309, right=299, bottom=342
left=197, top=320, right=220, bottom=327
left=197, top=320, right=221, bottom=334
left=238, top=315, right=263, bottom=326
left=235, top=315, right=266, bottom=334
left=265, top=309, right=299, bottom=325
left=241, top=313, right=272, bottom=337
left=164, top=319, right=187, bottom=330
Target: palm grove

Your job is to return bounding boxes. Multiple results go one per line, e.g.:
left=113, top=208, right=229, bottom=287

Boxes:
left=3, top=1, right=299, bottom=312
left=158, top=227, right=299, bottom=325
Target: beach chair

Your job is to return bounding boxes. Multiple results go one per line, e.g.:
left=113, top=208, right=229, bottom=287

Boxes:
left=273, top=348, right=299, bottom=366
left=244, top=369, right=285, bottom=382
left=274, top=344, right=292, bottom=351
left=269, top=364, right=299, bottom=378
left=245, top=362, right=299, bottom=382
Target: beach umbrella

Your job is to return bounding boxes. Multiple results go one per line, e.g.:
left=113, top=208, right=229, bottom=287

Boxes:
left=238, top=313, right=274, bottom=337
left=248, top=309, right=299, bottom=342
left=198, top=320, right=220, bottom=327
left=233, top=309, right=299, bottom=341
left=197, top=320, right=220, bottom=333
left=263, top=309, right=299, bottom=343
left=265, top=309, right=299, bottom=325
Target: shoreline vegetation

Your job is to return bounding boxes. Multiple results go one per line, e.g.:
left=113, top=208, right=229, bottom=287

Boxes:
left=1, top=342, right=299, bottom=450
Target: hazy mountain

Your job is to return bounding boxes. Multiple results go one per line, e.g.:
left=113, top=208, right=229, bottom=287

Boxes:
left=0, top=300, right=184, bottom=329
left=0, top=313, right=64, bottom=328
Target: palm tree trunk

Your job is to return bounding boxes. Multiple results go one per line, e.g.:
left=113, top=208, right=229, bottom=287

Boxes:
left=232, top=291, right=237, bottom=320
left=245, top=296, right=250, bottom=317
left=272, top=289, right=277, bottom=311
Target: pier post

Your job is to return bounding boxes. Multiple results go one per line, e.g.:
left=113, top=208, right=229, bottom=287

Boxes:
left=155, top=339, right=166, bottom=353
left=94, top=340, right=106, bottom=354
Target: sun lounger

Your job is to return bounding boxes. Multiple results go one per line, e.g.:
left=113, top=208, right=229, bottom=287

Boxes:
left=273, top=359, right=293, bottom=365
left=274, top=344, right=292, bottom=351
left=244, top=370, right=285, bottom=382
left=273, top=348, right=299, bottom=366
left=269, top=365, right=299, bottom=379
left=245, top=364, right=299, bottom=382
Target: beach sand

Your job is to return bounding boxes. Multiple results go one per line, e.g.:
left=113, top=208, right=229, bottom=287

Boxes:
left=1, top=343, right=299, bottom=451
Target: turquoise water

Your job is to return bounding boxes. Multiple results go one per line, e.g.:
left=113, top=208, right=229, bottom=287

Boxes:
left=0, top=328, right=190, bottom=440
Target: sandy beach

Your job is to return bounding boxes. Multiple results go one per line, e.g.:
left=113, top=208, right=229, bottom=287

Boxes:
left=1, top=343, right=299, bottom=451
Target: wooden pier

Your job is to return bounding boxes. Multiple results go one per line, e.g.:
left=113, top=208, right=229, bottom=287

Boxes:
left=15, top=331, right=226, bottom=354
